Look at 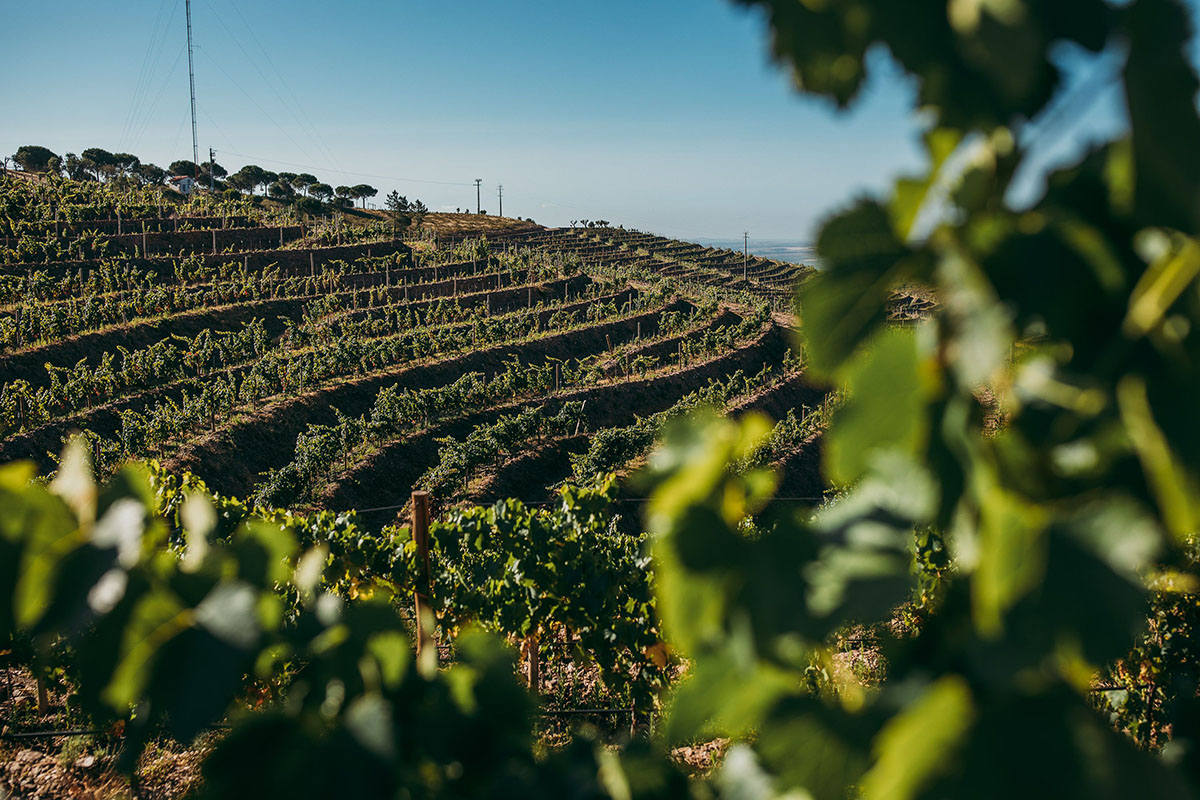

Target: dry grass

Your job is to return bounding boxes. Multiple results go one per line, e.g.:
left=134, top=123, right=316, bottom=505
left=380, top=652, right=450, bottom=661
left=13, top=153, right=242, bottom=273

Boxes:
left=420, top=212, right=541, bottom=236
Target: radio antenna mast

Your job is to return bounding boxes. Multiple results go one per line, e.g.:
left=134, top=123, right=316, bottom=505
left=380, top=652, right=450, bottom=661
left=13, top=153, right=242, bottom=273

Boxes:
left=185, top=0, right=199, bottom=182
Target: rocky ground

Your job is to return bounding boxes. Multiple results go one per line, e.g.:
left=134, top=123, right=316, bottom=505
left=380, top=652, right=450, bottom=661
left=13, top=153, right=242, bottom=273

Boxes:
left=0, top=667, right=213, bottom=800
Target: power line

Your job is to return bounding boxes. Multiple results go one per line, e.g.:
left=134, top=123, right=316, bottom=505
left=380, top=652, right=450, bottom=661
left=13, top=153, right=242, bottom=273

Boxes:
left=198, top=103, right=234, bottom=150
left=197, top=49, right=316, bottom=162
left=120, top=0, right=180, bottom=151
left=124, top=0, right=179, bottom=147
left=199, top=0, right=319, bottom=165
left=168, top=103, right=191, bottom=160
left=223, top=0, right=344, bottom=173
left=119, top=0, right=167, bottom=146
left=127, top=44, right=187, bottom=155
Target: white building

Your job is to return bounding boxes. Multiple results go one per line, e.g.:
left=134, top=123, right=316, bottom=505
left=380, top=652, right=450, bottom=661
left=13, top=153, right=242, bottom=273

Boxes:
left=167, top=175, right=195, bottom=195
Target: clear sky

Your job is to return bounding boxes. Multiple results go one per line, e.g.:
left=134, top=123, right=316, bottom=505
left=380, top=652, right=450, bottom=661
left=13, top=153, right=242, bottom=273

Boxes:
left=1, top=0, right=1137, bottom=241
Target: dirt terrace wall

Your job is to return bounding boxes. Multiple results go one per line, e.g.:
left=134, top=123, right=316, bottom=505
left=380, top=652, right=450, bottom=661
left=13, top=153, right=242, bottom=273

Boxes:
left=2, top=240, right=412, bottom=280
left=319, top=321, right=792, bottom=513
left=0, top=271, right=591, bottom=400
left=103, top=225, right=306, bottom=257
left=15, top=216, right=258, bottom=238
left=169, top=298, right=691, bottom=496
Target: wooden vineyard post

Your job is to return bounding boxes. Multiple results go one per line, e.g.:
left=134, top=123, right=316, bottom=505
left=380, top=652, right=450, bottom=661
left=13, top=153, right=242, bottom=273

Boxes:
left=411, top=491, right=437, bottom=664
left=310, top=251, right=315, bottom=277
left=574, top=400, right=587, bottom=436
left=36, top=676, right=49, bottom=715
left=526, top=630, right=540, bottom=693
left=279, top=226, right=284, bottom=248
left=212, top=229, right=217, bottom=255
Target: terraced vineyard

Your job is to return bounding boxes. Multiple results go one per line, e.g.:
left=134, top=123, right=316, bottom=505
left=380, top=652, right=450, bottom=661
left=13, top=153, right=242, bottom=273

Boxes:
left=8, top=1, right=1198, bottom=795
left=0, top=176, right=824, bottom=516
left=0, top=172, right=834, bottom=776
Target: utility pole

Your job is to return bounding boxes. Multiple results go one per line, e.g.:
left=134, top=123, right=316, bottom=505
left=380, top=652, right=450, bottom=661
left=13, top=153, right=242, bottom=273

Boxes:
left=498, top=185, right=503, bottom=218
left=743, top=231, right=749, bottom=282
left=474, top=179, right=482, bottom=214
left=185, top=0, right=199, bottom=185
left=208, top=147, right=216, bottom=192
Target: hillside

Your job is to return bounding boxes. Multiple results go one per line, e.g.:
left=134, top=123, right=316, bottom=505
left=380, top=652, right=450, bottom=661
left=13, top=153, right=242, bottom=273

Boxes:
left=0, top=172, right=830, bottom=797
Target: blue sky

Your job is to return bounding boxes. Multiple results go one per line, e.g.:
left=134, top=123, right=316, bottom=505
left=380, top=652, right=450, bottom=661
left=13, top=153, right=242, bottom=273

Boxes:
left=1, top=0, right=1136, bottom=240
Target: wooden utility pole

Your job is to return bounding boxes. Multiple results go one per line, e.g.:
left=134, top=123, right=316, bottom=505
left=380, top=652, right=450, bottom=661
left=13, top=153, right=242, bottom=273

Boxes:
left=474, top=179, right=482, bottom=214
left=498, top=184, right=503, bottom=218
left=411, top=491, right=436, bottom=663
